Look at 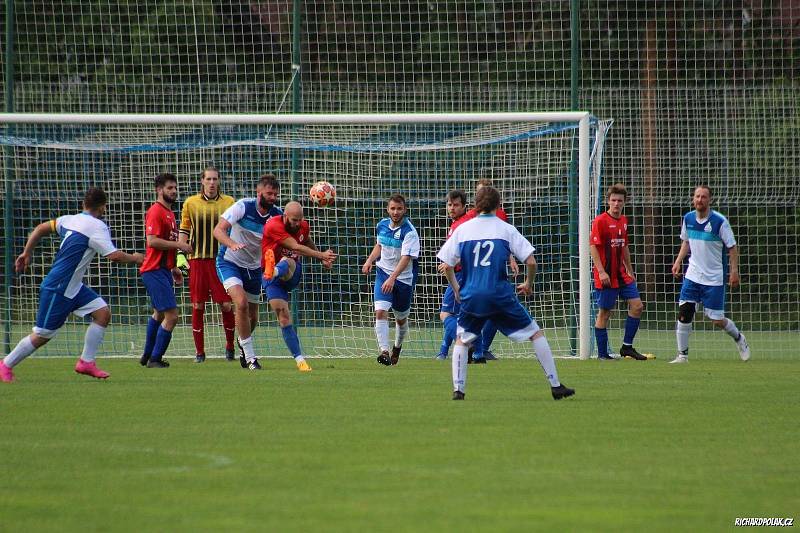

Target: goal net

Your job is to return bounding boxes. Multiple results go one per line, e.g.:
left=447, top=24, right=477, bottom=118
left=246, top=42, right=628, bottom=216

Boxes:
left=1, top=112, right=607, bottom=360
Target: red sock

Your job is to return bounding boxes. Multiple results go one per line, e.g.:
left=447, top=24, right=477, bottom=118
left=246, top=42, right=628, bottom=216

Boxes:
left=192, top=307, right=205, bottom=355
left=222, top=308, right=236, bottom=350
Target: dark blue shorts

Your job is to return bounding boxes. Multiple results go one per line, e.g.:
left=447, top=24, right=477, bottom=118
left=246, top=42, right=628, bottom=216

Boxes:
left=458, top=300, right=538, bottom=344
left=594, top=281, right=640, bottom=310
left=263, top=260, right=303, bottom=301
left=374, top=267, right=415, bottom=316
left=141, top=268, right=177, bottom=312
left=34, top=285, right=106, bottom=338
left=679, top=278, right=725, bottom=319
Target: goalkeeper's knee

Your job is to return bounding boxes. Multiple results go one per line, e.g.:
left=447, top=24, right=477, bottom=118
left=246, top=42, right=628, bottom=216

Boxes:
left=678, top=302, right=695, bottom=324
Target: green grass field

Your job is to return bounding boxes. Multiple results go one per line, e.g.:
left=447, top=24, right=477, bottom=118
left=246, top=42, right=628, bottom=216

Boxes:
left=2, top=357, right=797, bottom=532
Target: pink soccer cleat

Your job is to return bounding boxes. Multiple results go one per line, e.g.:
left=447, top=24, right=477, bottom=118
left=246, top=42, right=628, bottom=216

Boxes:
left=75, top=359, right=110, bottom=380
left=0, top=361, right=15, bottom=383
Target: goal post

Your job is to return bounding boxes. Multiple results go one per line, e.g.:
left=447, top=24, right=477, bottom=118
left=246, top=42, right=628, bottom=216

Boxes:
left=1, top=112, right=604, bottom=360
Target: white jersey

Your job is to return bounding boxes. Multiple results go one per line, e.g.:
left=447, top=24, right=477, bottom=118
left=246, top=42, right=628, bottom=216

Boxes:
left=680, top=210, right=736, bottom=286
left=218, top=198, right=282, bottom=270
left=42, top=212, right=117, bottom=298
left=375, top=217, right=420, bottom=285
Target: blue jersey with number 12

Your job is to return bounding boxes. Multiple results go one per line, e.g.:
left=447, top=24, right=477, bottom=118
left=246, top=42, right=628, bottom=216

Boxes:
left=437, top=214, right=534, bottom=317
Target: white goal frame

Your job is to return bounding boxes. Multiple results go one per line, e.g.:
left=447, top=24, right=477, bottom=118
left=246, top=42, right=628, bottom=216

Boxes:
left=1, top=111, right=594, bottom=359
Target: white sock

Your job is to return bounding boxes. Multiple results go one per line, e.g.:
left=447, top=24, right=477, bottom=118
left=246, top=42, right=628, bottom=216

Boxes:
left=80, top=323, right=106, bottom=363
left=295, top=355, right=306, bottom=363
left=676, top=322, right=692, bottom=355
left=238, top=335, right=256, bottom=362
left=3, top=335, right=37, bottom=368
left=452, top=343, right=469, bottom=392
left=395, top=321, right=409, bottom=347
left=532, top=336, right=560, bottom=387
left=375, top=319, right=390, bottom=352
left=723, top=319, right=741, bottom=341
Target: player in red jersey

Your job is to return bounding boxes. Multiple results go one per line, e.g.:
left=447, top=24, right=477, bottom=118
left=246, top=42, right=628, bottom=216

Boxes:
left=261, top=201, right=336, bottom=372
left=139, top=173, right=193, bottom=368
left=589, top=183, right=647, bottom=360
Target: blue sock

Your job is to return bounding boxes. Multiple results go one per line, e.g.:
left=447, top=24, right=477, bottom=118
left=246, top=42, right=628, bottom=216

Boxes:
left=281, top=325, right=302, bottom=359
left=151, top=326, right=173, bottom=361
left=275, top=260, right=290, bottom=279
left=480, top=321, right=498, bottom=354
left=595, top=327, right=609, bottom=358
left=440, top=315, right=457, bottom=356
left=143, top=317, right=160, bottom=357
left=623, top=316, right=641, bottom=346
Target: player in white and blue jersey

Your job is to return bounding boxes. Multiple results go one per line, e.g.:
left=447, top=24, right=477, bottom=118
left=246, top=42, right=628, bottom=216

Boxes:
left=437, top=186, right=574, bottom=400
left=0, top=188, right=144, bottom=383
left=670, top=185, right=750, bottom=363
left=361, top=194, right=420, bottom=366
left=212, top=173, right=283, bottom=370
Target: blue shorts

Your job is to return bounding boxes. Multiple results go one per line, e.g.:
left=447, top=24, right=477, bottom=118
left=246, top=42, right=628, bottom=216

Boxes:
left=680, top=278, right=725, bottom=318
left=216, top=257, right=262, bottom=304
left=458, top=300, right=539, bottom=344
left=34, top=285, right=107, bottom=338
left=141, top=268, right=177, bottom=312
left=594, top=281, right=641, bottom=310
left=374, top=268, right=415, bottom=318
left=263, top=260, right=303, bottom=301
left=440, top=271, right=464, bottom=315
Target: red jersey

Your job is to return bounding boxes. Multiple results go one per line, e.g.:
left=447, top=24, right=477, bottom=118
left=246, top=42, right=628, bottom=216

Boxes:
left=261, top=215, right=311, bottom=269
left=590, top=211, right=634, bottom=289
left=140, top=202, right=178, bottom=273
left=463, top=206, right=508, bottom=223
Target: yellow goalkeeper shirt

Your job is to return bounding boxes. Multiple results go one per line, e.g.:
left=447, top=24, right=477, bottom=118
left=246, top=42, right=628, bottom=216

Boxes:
left=179, top=192, right=235, bottom=259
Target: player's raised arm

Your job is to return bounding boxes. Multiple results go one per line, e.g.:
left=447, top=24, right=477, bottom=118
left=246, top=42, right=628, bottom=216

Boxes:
left=15, top=221, right=56, bottom=272
left=278, top=235, right=335, bottom=264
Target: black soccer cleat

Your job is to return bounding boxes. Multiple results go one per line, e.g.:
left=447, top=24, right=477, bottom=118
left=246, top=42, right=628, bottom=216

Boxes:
left=194, top=354, right=206, bottom=363
left=597, top=354, right=617, bottom=361
left=390, top=345, right=402, bottom=365
left=225, top=347, right=236, bottom=361
left=146, top=359, right=170, bottom=368
left=247, top=358, right=262, bottom=371
left=377, top=350, right=392, bottom=366
left=551, top=384, right=575, bottom=400
left=482, top=350, right=498, bottom=361
left=619, top=345, right=647, bottom=361
left=139, top=354, right=150, bottom=367
left=470, top=356, right=487, bottom=364
left=452, top=390, right=465, bottom=400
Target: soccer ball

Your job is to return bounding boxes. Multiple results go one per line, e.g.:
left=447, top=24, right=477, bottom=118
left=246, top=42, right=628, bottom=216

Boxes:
left=309, top=181, right=336, bottom=207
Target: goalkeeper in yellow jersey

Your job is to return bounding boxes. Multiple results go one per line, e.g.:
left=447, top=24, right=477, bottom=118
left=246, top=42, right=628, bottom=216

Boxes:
left=178, top=167, right=236, bottom=362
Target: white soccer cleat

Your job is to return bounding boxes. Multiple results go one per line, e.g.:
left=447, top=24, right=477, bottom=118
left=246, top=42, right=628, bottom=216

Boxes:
left=736, top=334, right=750, bottom=361
left=669, top=355, right=688, bottom=364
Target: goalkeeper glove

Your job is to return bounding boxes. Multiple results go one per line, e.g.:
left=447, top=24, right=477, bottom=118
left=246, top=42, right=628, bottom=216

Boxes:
left=176, top=252, right=189, bottom=277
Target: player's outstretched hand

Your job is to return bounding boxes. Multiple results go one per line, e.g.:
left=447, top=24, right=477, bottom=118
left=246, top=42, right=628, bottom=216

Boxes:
left=729, top=271, right=740, bottom=288
left=172, top=267, right=184, bottom=285
left=132, top=252, right=145, bottom=265
left=516, top=282, right=533, bottom=296
left=14, top=253, right=31, bottom=273
left=322, top=260, right=334, bottom=270
left=361, top=261, right=373, bottom=275
left=228, top=242, right=246, bottom=252
left=671, top=261, right=683, bottom=279
left=598, top=271, right=611, bottom=287
left=436, top=262, right=448, bottom=275
left=320, top=249, right=336, bottom=264
left=177, top=242, right=193, bottom=254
